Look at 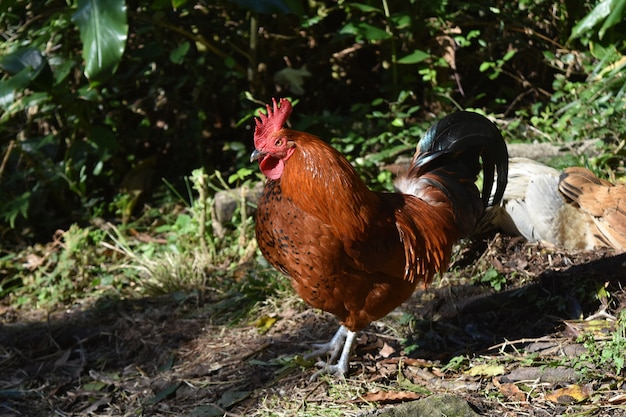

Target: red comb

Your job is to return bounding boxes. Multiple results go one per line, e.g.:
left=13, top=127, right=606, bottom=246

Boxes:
left=254, top=98, right=292, bottom=147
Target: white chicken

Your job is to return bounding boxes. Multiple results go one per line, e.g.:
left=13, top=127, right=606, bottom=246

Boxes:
left=481, top=157, right=625, bottom=253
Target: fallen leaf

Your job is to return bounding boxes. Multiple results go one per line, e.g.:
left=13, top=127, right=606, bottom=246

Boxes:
left=54, top=349, right=72, bottom=368
left=465, top=363, right=505, bottom=377
left=501, top=366, right=577, bottom=383
left=253, top=316, right=277, bottom=334
left=217, top=389, right=250, bottom=408
left=145, top=381, right=181, bottom=405
left=545, top=384, right=590, bottom=404
left=82, top=381, right=108, bottom=392
left=187, top=404, right=223, bottom=417
left=563, top=319, right=614, bottom=340
left=379, top=342, right=395, bottom=358
left=497, top=382, right=526, bottom=402
left=397, top=370, right=431, bottom=395
left=359, top=390, right=422, bottom=403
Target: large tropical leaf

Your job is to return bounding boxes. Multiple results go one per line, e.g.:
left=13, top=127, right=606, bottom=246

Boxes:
left=71, top=0, right=128, bottom=85
left=570, top=0, right=626, bottom=41
left=0, top=48, right=53, bottom=108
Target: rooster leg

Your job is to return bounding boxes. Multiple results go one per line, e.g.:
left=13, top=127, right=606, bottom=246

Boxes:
left=305, top=325, right=356, bottom=378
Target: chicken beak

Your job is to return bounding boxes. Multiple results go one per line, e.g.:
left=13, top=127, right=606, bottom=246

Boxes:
left=250, top=148, right=265, bottom=163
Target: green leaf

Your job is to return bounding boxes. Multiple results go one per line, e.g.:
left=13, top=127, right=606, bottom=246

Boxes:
left=348, top=2, right=382, bottom=13
left=0, top=191, right=31, bottom=228
left=0, top=68, right=31, bottom=109
left=397, top=50, right=430, bottom=64
left=599, top=0, right=626, bottom=39
left=0, top=48, right=45, bottom=75
left=340, top=22, right=391, bottom=41
left=52, top=58, right=76, bottom=86
left=71, top=0, right=128, bottom=85
left=391, top=14, right=411, bottom=29
left=0, top=48, right=53, bottom=91
left=169, top=41, right=190, bottom=64
left=172, top=0, right=189, bottom=9
left=502, top=49, right=517, bottom=61
left=466, top=363, right=505, bottom=377
left=145, top=381, right=181, bottom=405
left=569, top=0, right=625, bottom=41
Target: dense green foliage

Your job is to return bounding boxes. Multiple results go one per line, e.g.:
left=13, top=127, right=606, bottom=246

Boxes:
left=1, top=0, right=625, bottom=244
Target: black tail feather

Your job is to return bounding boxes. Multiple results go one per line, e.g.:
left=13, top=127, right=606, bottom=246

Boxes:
left=413, top=111, right=509, bottom=208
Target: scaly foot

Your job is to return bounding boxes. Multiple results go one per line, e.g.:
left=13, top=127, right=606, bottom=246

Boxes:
left=304, top=325, right=356, bottom=380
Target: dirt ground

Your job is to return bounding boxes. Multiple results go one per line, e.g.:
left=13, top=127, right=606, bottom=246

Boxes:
left=1, top=235, right=625, bottom=416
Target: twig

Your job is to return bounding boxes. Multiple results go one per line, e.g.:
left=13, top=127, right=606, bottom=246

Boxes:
left=0, top=139, right=15, bottom=181
left=291, top=379, right=326, bottom=416
left=489, top=336, right=553, bottom=352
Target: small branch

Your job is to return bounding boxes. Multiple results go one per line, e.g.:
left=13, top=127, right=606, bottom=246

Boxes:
left=0, top=139, right=15, bottom=181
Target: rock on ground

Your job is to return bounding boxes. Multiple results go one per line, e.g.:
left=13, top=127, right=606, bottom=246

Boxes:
left=360, top=394, right=481, bottom=417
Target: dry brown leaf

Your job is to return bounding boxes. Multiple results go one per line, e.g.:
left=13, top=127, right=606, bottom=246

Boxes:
left=466, top=363, right=505, bottom=377
left=24, top=253, right=45, bottom=270
left=498, top=382, right=526, bottom=402
left=379, top=342, right=395, bottom=358
left=545, top=384, right=590, bottom=404
left=359, top=390, right=422, bottom=404
left=375, top=362, right=397, bottom=379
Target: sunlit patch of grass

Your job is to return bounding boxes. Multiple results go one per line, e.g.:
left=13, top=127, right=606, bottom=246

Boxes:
left=98, top=168, right=293, bottom=326
left=102, top=169, right=256, bottom=292
left=576, top=309, right=626, bottom=378
left=1, top=167, right=286, bottom=322
left=4, top=224, right=126, bottom=308
left=251, top=382, right=371, bottom=417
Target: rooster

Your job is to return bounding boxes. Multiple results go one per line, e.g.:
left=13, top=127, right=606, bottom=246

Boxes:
left=251, top=98, right=508, bottom=377
left=480, top=157, right=626, bottom=252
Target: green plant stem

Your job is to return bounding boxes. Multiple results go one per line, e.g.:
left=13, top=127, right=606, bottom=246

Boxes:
left=381, top=0, right=397, bottom=94
left=198, top=168, right=209, bottom=257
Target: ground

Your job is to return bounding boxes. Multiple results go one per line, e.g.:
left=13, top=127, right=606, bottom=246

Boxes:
left=1, top=235, right=625, bottom=416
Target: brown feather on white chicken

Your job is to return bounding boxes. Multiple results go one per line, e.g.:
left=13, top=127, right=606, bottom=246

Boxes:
left=481, top=157, right=626, bottom=253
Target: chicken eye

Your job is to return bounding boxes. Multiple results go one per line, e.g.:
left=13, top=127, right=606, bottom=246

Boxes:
left=274, top=138, right=283, bottom=147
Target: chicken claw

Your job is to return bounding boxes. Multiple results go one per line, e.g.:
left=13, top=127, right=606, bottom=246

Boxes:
left=304, top=325, right=356, bottom=379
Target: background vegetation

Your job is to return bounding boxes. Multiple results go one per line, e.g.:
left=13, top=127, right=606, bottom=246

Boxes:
left=2, top=0, right=625, bottom=240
